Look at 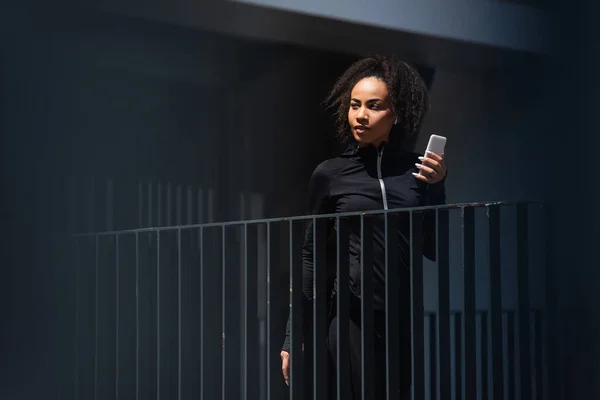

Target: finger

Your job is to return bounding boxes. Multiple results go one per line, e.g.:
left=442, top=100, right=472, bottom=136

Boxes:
left=282, top=367, right=289, bottom=382
left=283, top=369, right=290, bottom=382
left=418, top=156, right=440, bottom=169
left=419, top=158, right=447, bottom=178
left=429, top=161, right=446, bottom=177
left=282, top=359, right=290, bottom=381
left=415, top=163, right=436, bottom=176
left=425, top=151, right=443, bottom=162
left=412, top=172, right=430, bottom=183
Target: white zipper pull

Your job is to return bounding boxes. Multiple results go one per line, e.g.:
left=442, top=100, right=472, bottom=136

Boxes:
left=377, top=147, right=389, bottom=210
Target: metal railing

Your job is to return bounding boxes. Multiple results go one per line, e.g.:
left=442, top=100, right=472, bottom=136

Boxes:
left=71, top=201, right=547, bottom=400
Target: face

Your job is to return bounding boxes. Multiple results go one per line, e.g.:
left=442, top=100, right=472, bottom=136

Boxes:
left=348, top=77, right=395, bottom=148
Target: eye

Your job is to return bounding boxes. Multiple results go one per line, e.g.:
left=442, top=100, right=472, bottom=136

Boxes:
left=350, top=103, right=359, bottom=109
left=370, top=103, right=380, bottom=110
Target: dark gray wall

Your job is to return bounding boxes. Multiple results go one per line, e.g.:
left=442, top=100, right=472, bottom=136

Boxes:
left=2, top=2, right=586, bottom=400
left=544, top=2, right=600, bottom=398
left=0, top=5, right=352, bottom=400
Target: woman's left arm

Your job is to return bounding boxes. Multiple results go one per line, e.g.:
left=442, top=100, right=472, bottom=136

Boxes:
left=414, top=151, right=447, bottom=261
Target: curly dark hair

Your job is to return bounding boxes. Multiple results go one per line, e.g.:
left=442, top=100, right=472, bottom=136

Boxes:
left=324, top=54, right=430, bottom=149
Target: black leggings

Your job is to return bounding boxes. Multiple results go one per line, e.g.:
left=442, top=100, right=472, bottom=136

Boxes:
left=326, top=306, right=412, bottom=400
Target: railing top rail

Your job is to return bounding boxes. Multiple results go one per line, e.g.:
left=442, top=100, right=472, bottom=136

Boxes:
left=72, top=200, right=544, bottom=238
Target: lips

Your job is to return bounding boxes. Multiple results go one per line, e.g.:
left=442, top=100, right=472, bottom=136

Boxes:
left=354, top=125, right=369, bottom=133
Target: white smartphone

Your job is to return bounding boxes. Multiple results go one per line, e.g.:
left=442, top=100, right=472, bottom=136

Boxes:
left=418, top=134, right=447, bottom=176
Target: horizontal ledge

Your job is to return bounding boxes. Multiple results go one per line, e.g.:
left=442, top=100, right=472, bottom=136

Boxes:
left=87, top=0, right=551, bottom=69
left=229, top=0, right=552, bottom=54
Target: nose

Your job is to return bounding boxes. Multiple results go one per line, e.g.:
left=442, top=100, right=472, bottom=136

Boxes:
left=356, top=106, right=368, bottom=122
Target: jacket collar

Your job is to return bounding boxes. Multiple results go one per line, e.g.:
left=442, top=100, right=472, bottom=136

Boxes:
left=340, top=137, right=406, bottom=159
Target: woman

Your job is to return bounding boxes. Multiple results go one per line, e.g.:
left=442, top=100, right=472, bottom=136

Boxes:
left=280, top=55, right=447, bottom=399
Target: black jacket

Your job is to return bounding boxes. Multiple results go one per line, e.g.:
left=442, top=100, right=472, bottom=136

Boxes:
left=282, top=140, right=446, bottom=352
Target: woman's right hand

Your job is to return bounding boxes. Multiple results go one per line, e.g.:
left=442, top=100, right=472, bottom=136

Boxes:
left=281, top=343, right=303, bottom=386
left=280, top=350, right=290, bottom=385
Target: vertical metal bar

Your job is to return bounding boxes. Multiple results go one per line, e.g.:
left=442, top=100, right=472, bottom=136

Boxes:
left=454, top=313, right=462, bottom=400
left=437, top=209, right=451, bottom=400
left=243, top=223, right=249, bottom=400
left=461, top=207, right=477, bottom=400
left=410, top=211, right=425, bottom=400
left=73, top=237, right=79, bottom=400
left=361, top=215, right=374, bottom=400
left=289, top=220, right=304, bottom=400
left=429, top=314, right=437, bottom=400
left=517, top=204, right=532, bottom=399
left=481, top=312, right=488, bottom=400
left=94, top=234, right=99, bottom=400
left=507, top=312, right=516, bottom=400
left=178, top=228, right=182, bottom=400
left=266, top=223, right=272, bottom=400
left=135, top=232, right=140, bottom=400
left=542, top=205, right=556, bottom=400
left=337, top=216, right=351, bottom=400
left=385, top=213, right=400, bottom=400
left=313, top=218, right=329, bottom=400
left=156, top=230, right=161, bottom=400
left=244, top=223, right=259, bottom=400
left=487, top=205, right=504, bottom=400
left=534, top=311, right=543, bottom=400
left=116, top=235, right=120, bottom=400
left=199, top=227, right=205, bottom=400
left=540, top=205, right=550, bottom=400
left=221, top=226, right=226, bottom=400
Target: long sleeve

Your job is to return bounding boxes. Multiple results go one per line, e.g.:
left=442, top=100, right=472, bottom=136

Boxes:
left=422, top=176, right=447, bottom=261
left=281, top=164, right=332, bottom=352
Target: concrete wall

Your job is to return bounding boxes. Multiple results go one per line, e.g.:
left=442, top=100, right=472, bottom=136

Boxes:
left=229, top=0, right=550, bottom=53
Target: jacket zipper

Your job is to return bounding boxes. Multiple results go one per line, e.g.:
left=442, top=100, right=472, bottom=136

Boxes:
left=377, top=146, right=389, bottom=210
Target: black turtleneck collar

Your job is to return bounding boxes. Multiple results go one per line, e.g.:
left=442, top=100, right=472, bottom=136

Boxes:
left=340, top=137, right=407, bottom=158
